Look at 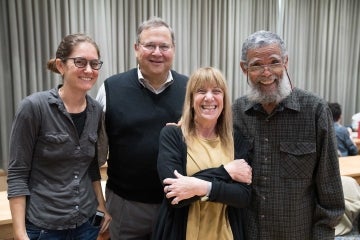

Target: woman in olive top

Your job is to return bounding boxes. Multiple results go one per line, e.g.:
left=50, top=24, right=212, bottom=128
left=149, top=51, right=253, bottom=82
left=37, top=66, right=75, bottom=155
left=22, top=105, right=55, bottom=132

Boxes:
left=153, top=67, right=252, bottom=240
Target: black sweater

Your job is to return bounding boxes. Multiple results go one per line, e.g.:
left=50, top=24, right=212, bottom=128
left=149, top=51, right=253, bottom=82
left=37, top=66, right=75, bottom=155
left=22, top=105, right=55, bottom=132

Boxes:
left=104, top=68, right=187, bottom=203
left=152, top=125, right=251, bottom=240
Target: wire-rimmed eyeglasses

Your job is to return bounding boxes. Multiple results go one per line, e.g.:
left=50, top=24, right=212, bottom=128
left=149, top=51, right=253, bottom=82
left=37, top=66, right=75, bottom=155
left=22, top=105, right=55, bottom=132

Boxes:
left=247, top=63, right=283, bottom=74
left=138, top=43, right=172, bottom=52
left=246, top=64, right=293, bottom=90
left=63, top=57, right=103, bottom=70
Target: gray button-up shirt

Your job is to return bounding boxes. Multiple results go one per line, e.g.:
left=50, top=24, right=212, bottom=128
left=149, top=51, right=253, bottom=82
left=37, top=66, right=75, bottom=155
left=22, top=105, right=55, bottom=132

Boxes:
left=7, top=86, right=104, bottom=230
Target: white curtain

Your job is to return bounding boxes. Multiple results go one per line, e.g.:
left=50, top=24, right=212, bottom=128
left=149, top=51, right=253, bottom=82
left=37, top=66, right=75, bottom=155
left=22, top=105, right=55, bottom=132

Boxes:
left=1, top=0, right=359, bottom=170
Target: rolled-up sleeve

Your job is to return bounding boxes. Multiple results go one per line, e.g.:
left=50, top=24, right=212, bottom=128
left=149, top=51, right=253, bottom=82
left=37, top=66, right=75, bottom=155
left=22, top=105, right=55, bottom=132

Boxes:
left=8, top=99, right=39, bottom=198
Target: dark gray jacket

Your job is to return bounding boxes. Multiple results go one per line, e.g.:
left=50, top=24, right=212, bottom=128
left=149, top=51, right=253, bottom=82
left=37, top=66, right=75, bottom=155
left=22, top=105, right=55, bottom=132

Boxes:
left=7, top=86, right=104, bottom=230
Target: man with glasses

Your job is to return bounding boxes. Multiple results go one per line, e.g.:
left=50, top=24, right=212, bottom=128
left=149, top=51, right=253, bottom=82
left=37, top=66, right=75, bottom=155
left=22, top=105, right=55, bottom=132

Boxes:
left=231, top=30, right=344, bottom=239
left=96, top=17, right=187, bottom=239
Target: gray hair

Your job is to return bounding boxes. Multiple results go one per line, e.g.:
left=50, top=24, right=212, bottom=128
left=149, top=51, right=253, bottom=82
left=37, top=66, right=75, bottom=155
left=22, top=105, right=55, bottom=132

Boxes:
left=136, top=17, right=175, bottom=45
left=241, top=30, right=287, bottom=62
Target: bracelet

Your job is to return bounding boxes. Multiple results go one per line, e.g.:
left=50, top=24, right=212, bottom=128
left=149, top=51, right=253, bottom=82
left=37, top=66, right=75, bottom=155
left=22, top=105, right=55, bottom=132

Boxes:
left=201, top=182, right=212, bottom=201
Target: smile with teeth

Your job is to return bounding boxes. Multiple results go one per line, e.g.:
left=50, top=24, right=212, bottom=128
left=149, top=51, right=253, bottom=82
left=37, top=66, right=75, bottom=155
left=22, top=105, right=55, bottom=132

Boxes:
left=80, top=77, right=92, bottom=81
left=259, top=79, right=275, bottom=85
left=202, top=105, right=216, bottom=110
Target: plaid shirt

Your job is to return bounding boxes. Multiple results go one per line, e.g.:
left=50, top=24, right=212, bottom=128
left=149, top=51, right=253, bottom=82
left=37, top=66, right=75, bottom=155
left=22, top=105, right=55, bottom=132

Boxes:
left=233, top=88, right=344, bottom=240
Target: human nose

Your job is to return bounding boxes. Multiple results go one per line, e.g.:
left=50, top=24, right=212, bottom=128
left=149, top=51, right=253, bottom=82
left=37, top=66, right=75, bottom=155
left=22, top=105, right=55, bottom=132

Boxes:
left=261, top=65, right=273, bottom=75
left=204, top=91, right=214, bottom=100
left=152, top=46, right=162, bottom=54
left=84, top=62, right=93, bottom=72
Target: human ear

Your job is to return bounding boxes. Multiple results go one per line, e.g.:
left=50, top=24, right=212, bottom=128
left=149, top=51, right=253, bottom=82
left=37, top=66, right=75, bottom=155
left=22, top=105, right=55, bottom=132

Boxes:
left=55, top=58, right=65, bottom=75
left=283, top=56, right=289, bottom=68
left=240, top=61, right=248, bottom=75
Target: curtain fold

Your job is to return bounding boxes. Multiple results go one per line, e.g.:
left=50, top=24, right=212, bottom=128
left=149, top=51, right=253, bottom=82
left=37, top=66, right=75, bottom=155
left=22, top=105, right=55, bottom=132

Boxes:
left=1, top=0, right=359, bottom=170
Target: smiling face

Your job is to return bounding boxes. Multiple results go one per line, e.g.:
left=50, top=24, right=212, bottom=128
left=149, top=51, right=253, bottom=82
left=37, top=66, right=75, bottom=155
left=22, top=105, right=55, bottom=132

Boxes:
left=134, top=26, right=175, bottom=82
left=193, top=84, right=224, bottom=127
left=240, top=43, right=291, bottom=104
left=57, top=42, right=100, bottom=93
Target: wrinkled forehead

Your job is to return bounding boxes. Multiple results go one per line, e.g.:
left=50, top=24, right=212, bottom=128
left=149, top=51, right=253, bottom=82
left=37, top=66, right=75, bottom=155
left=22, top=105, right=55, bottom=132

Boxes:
left=246, top=44, right=283, bottom=64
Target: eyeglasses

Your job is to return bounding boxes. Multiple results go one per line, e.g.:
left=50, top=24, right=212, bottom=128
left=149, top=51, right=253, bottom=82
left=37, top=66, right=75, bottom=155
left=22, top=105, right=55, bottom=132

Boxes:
left=246, top=65, right=294, bottom=90
left=63, top=57, right=103, bottom=70
left=139, top=43, right=172, bottom=52
left=247, top=63, right=283, bottom=74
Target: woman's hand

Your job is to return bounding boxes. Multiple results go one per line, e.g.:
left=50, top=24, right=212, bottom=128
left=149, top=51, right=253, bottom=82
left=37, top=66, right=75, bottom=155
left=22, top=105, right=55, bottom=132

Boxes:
left=163, top=170, right=208, bottom=205
left=224, top=159, right=252, bottom=184
left=97, top=205, right=111, bottom=234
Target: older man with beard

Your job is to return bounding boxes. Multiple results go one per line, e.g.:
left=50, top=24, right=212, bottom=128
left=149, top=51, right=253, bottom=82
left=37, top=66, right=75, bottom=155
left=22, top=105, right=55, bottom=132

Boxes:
left=231, top=30, right=344, bottom=240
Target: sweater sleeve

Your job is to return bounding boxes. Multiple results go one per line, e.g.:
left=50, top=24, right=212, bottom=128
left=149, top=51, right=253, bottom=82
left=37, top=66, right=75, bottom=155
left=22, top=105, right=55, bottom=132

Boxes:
left=157, top=125, right=198, bottom=207
left=192, top=166, right=251, bottom=208
left=157, top=126, right=186, bottom=183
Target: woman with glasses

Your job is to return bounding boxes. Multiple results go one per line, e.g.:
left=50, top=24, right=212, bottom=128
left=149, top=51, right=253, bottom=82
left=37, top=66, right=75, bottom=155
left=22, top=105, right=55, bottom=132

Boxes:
left=7, top=33, right=111, bottom=240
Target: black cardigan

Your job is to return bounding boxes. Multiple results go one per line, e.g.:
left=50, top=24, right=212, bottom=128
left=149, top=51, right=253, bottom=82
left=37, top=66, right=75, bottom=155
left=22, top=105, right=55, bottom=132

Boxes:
left=152, top=125, right=251, bottom=240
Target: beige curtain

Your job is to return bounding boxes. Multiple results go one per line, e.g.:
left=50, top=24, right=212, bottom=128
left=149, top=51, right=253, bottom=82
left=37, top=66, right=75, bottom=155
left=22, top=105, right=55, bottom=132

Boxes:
left=282, top=0, right=360, bottom=126
left=1, top=0, right=359, bottom=170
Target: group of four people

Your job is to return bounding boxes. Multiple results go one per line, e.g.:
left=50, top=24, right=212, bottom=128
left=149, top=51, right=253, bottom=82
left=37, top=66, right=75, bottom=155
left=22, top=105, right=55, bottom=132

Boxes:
left=7, top=17, right=345, bottom=240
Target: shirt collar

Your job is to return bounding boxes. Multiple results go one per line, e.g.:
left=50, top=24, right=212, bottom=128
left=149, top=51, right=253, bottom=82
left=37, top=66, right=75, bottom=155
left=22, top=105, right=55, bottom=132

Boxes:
left=48, top=85, right=95, bottom=112
left=137, top=65, right=174, bottom=92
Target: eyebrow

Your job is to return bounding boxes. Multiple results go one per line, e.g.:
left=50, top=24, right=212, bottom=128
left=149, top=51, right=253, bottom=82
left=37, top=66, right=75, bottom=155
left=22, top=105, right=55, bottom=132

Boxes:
left=248, top=55, right=282, bottom=65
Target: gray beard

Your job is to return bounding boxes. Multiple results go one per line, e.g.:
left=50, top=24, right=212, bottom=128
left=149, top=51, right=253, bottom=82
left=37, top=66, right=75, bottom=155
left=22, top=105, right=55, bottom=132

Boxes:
left=246, top=74, right=292, bottom=104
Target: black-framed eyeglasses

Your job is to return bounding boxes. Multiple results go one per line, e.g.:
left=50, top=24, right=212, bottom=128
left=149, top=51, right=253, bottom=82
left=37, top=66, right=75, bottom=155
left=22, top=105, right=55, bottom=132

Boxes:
left=139, top=43, right=172, bottom=52
left=247, top=63, right=283, bottom=74
left=63, top=57, right=103, bottom=70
